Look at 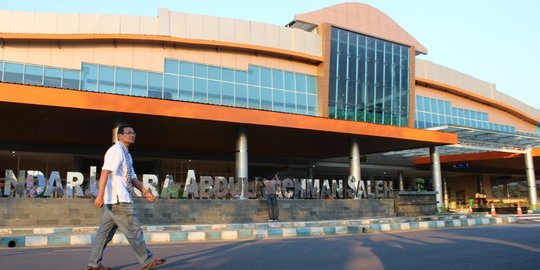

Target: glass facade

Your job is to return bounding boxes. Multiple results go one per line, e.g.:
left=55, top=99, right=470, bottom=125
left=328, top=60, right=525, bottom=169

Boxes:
left=415, top=95, right=518, bottom=133
left=0, top=59, right=318, bottom=116
left=328, top=27, right=410, bottom=126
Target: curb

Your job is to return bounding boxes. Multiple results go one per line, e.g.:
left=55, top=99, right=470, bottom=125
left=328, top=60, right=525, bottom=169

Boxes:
left=0, top=215, right=516, bottom=249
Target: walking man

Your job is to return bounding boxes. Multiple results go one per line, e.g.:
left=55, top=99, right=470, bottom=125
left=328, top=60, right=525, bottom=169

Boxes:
left=263, top=174, right=281, bottom=222
left=86, top=124, right=166, bottom=270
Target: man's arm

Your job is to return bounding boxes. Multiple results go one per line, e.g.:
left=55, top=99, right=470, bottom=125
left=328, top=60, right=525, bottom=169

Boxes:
left=94, top=170, right=111, bottom=208
left=131, top=177, right=156, bottom=202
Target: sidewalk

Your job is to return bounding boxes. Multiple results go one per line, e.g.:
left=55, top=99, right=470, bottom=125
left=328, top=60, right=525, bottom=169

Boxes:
left=0, top=214, right=516, bottom=249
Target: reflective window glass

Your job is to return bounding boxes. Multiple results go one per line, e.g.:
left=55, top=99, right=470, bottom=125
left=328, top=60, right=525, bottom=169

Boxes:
left=164, top=59, right=179, bottom=74
left=44, top=67, right=62, bottom=88
left=115, top=68, right=131, bottom=95
left=148, top=72, right=163, bottom=98
left=208, top=80, right=221, bottom=104
left=131, top=70, right=147, bottom=97
left=62, top=70, right=80, bottom=90
left=235, top=84, right=247, bottom=107
left=284, top=71, right=295, bottom=91
left=194, top=78, right=207, bottom=102
left=4, top=62, right=24, bottom=83
left=208, top=66, right=221, bottom=80
left=260, top=67, right=271, bottom=87
left=296, top=92, right=307, bottom=114
left=222, top=82, right=234, bottom=106
left=248, top=85, right=260, bottom=109
left=248, top=66, right=260, bottom=86
left=307, top=76, right=317, bottom=94
left=24, top=65, right=43, bottom=85
left=273, top=89, right=285, bottom=112
left=307, top=94, right=317, bottom=115
left=285, top=91, right=296, bottom=113
left=235, top=70, right=247, bottom=84
left=179, top=76, right=193, bottom=101
left=179, top=61, right=193, bottom=76
left=272, top=70, right=284, bottom=89
left=222, top=68, right=235, bottom=82
left=82, top=64, right=98, bottom=91
left=261, top=87, right=272, bottom=110
left=295, top=73, right=307, bottom=93
left=163, top=74, right=178, bottom=100
left=98, top=66, right=114, bottom=93
left=194, top=64, right=207, bottom=78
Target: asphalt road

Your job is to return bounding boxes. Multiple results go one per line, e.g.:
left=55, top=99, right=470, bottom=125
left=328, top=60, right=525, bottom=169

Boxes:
left=1, top=216, right=540, bottom=270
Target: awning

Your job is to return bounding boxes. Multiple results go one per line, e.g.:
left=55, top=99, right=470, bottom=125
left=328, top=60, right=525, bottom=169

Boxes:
left=384, top=125, right=540, bottom=157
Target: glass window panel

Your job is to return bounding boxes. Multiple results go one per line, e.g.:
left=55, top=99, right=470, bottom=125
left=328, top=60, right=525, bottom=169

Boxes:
left=222, top=68, right=235, bottom=82
left=273, top=89, right=285, bottom=112
left=208, top=80, right=221, bottom=104
left=260, top=67, right=271, bottom=88
left=248, top=85, right=260, bottom=109
left=98, top=66, right=114, bottom=93
left=82, top=64, right=98, bottom=91
left=295, top=73, right=307, bottom=93
left=272, top=70, right=284, bottom=89
left=163, top=74, right=178, bottom=100
left=194, top=63, right=207, bottom=78
left=208, top=66, right=221, bottom=80
left=458, top=108, right=464, bottom=118
left=416, top=96, right=424, bottom=110
left=235, top=70, right=247, bottom=84
left=222, top=82, right=234, bottom=106
left=307, top=75, right=317, bottom=94
left=194, top=78, right=207, bottom=102
left=235, top=84, right=247, bottom=107
left=131, top=70, right=147, bottom=97
left=430, top=98, right=438, bottom=113
left=285, top=90, right=296, bottom=113
left=4, top=62, right=24, bottom=83
left=438, top=100, right=445, bottom=115
left=260, top=87, right=272, bottom=110
left=164, top=59, right=179, bottom=74
left=115, top=68, right=131, bottom=95
left=284, top=71, right=295, bottom=91
left=307, top=94, right=317, bottom=115
left=62, top=70, right=80, bottom=90
left=248, top=66, right=260, bottom=86
left=179, top=75, right=193, bottom=101
left=23, top=65, right=43, bottom=85
left=147, top=72, right=163, bottom=98
left=43, top=67, right=62, bottom=88
left=179, top=61, right=193, bottom=76
left=296, top=92, right=307, bottom=114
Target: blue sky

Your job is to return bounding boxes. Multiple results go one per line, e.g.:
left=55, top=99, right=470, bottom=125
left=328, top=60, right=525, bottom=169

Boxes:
left=1, top=0, right=538, bottom=110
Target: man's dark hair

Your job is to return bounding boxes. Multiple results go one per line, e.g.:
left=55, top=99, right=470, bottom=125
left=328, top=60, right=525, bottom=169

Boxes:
left=117, top=124, right=133, bottom=134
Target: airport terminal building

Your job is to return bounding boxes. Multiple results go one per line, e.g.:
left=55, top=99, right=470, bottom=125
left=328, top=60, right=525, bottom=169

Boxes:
left=0, top=2, right=539, bottom=211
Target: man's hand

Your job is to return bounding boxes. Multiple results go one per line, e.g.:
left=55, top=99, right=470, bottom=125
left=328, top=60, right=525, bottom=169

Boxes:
left=94, top=196, right=104, bottom=208
left=144, top=191, right=156, bottom=202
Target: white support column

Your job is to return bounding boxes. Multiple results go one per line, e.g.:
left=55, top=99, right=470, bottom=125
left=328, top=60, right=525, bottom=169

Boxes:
left=349, top=138, right=361, bottom=198
left=525, top=147, right=537, bottom=210
left=398, top=171, right=404, bottom=191
left=430, top=146, right=443, bottom=210
left=236, top=127, right=248, bottom=200
left=443, top=174, right=448, bottom=209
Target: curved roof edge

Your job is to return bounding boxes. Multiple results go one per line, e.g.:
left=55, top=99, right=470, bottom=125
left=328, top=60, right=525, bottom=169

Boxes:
left=416, top=59, right=540, bottom=125
left=294, top=2, right=428, bottom=54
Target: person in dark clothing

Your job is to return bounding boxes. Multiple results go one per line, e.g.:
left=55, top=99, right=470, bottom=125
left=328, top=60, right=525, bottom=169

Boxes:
left=263, top=174, right=281, bottom=222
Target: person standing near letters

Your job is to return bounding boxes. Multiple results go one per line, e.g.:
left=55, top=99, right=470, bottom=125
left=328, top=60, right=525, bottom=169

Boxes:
left=86, top=124, right=166, bottom=270
left=263, top=174, right=281, bottom=222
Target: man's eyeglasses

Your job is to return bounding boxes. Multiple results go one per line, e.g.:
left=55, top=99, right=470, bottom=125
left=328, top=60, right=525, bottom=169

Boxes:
left=122, top=131, right=136, bottom=136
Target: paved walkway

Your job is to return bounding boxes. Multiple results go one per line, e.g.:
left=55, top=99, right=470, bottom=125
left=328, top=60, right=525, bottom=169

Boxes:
left=0, top=214, right=516, bottom=249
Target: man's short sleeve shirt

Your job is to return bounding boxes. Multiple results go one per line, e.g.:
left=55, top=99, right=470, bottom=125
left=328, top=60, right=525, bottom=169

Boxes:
left=102, top=142, right=135, bottom=204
